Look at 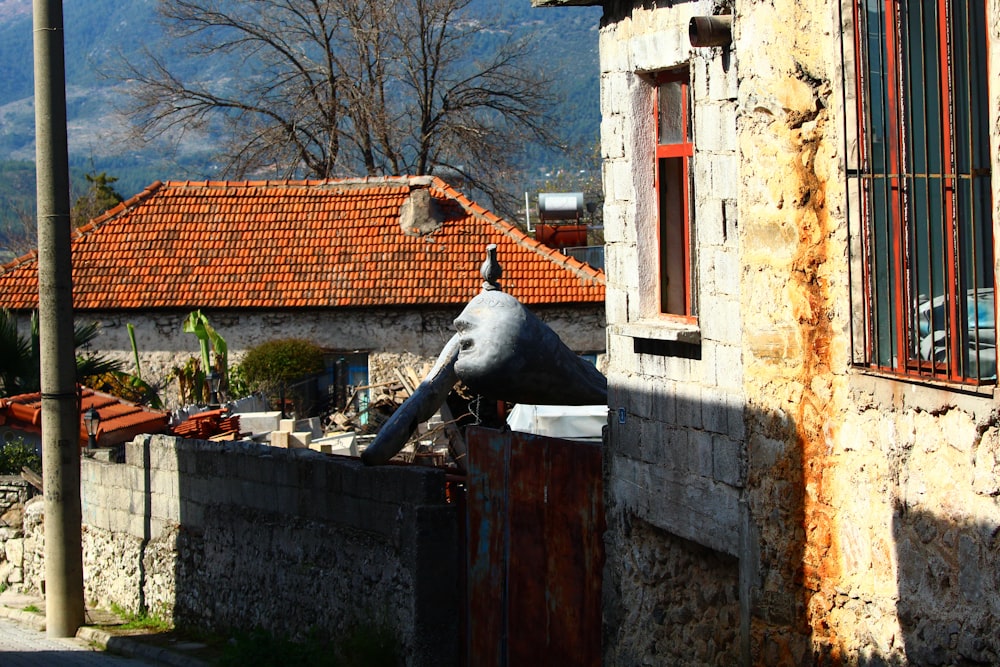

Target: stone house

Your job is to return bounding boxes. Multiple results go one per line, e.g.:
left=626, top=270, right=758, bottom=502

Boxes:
left=537, top=0, right=999, bottom=664
left=0, top=176, right=605, bottom=411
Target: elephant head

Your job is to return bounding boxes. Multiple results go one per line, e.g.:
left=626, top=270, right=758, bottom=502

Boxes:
left=360, top=245, right=606, bottom=466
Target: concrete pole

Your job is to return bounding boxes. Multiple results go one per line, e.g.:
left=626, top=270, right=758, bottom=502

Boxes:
left=33, top=0, right=86, bottom=637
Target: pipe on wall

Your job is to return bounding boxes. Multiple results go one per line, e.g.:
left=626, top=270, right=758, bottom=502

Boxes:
left=689, top=15, right=733, bottom=48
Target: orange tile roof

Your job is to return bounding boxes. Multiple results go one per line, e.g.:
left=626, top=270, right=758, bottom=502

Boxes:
left=0, top=176, right=604, bottom=311
left=0, top=387, right=170, bottom=448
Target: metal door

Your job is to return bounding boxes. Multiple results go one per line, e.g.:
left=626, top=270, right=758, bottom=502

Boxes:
left=465, top=426, right=604, bottom=667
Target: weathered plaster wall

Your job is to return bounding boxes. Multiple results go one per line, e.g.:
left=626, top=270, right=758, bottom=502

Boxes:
left=57, top=304, right=604, bottom=408
left=737, top=0, right=1000, bottom=663
left=601, top=0, right=1000, bottom=664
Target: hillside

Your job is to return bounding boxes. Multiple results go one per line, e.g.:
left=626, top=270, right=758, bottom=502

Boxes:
left=0, top=0, right=601, bottom=241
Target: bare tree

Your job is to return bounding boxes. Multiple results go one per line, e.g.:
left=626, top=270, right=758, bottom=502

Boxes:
left=1, top=202, right=38, bottom=260
left=122, top=0, right=559, bottom=210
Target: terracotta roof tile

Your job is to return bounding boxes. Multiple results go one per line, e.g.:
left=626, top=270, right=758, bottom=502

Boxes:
left=0, top=177, right=603, bottom=311
left=0, top=387, right=170, bottom=448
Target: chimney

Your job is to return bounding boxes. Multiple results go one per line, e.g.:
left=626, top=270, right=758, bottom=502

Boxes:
left=399, top=186, right=444, bottom=236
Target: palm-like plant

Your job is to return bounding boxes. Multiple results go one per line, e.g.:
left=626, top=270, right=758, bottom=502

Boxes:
left=0, top=309, right=123, bottom=397
left=0, top=309, right=34, bottom=394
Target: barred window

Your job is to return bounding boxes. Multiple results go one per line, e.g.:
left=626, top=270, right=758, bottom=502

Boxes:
left=847, top=0, right=994, bottom=384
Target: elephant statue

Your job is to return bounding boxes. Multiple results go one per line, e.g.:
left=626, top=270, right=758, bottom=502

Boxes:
left=361, top=244, right=607, bottom=465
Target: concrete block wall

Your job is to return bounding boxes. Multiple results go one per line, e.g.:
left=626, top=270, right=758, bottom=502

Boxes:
left=602, top=0, right=743, bottom=550
left=66, top=434, right=458, bottom=667
left=599, top=2, right=747, bottom=664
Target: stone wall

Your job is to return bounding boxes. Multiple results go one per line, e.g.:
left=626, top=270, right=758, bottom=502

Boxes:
left=599, top=0, right=1000, bottom=664
left=44, top=304, right=605, bottom=408
left=602, top=514, right=740, bottom=666
left=0, top=477, right=32, bottom=516
left=736, top=0, right=1000, bottom=662
left=0, top=477, right=34, bottom=591
left=15, top=436, right=459, bottom=667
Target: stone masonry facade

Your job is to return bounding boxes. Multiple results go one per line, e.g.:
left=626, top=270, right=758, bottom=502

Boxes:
left=0, top=478, right=34, bottom=591
left=592, top=0, right=1000, bottom=664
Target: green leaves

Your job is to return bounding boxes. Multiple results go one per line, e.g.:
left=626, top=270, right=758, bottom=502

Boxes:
left=183, top=309, right=228, bottom=377
left=238, top=338, right=325, bottom=392
left=0, top=309, right=124, bottom=397
left=0, top=309, right=33, bottom=395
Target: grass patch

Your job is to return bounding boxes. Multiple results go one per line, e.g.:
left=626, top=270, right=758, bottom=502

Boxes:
left=109, top=603, right=172, bottom=633
left=22, top=604, right=40, bottom=613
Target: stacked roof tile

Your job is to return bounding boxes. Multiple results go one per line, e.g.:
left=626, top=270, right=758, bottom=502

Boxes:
left=170, top=409, right=242, bottom=440
left=0, top=387, right=170, bottom=448
left=0, top=177, right=604, bottom=311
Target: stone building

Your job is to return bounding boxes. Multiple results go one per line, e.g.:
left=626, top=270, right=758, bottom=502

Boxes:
left=0, top=176, right=605, bottom=410
left=537, top=0, right=999, bottom=664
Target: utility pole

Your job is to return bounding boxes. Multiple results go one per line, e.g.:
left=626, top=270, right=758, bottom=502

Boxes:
left=33, top=0, right=86, bottom=637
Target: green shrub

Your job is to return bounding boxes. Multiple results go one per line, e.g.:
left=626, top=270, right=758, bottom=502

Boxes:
left=218, top=625, right=399, bottom=667
left=236, top=338, right=326, bottom=393
left=225, top=363, right=253, bottom=400
left=0, top=437, right=41, bottom=475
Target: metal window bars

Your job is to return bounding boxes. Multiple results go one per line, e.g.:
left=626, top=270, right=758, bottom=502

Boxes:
left=846, top=0, right=994, bottom=384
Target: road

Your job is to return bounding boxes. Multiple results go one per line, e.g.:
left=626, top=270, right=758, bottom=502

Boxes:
left=0, top=616, right=165, bottom=667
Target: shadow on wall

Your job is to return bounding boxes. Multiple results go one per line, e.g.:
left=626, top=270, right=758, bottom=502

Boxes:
left=605, top=381, right=1000, bottom=666
left=892, top=503, right=999, bottom=665
left=752, top=403, right=1000, bottom=666
left=602, top=383, right=750, bottom=666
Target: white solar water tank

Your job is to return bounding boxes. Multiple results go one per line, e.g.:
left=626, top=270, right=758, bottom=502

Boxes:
left=537, top=192, right=584, bottom=221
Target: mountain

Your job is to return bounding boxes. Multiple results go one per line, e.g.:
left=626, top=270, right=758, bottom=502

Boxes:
left=0, top=0, right=601, bottom=240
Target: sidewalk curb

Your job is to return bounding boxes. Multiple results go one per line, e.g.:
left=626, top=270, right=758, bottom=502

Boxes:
left=78, top=626, right=211, bottom=667
left=0, top=598, right=210, bottom=667
left=0, top=603, right=46, bottom=632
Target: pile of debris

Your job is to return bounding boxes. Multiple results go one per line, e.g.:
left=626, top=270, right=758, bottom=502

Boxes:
left=323, top=365, right=468, bottom=470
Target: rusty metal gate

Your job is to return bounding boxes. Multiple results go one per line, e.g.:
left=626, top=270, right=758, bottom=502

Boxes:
left=464, top=426, right=604, bottom=667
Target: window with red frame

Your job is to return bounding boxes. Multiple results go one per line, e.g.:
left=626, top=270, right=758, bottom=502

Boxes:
left=849, top=0, right=993, bottom=384
left=655, top=70, right=696, bottom=318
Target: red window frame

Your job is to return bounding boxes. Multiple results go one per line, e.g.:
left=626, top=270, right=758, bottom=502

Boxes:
left=851, top=0, right=994, bottom=384
left=654, top=70, right=696, bottom=320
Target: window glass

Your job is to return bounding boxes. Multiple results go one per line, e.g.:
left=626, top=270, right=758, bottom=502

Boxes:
left=850, top=0, right=994, bottom=384
left=655, top=70, right=695, bottom=319
left=658, top=80, right=685, bottom=145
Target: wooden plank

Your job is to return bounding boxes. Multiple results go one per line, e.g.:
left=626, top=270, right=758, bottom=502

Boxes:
left=393, top=368, right=416, bottom=396
left=21, top=466, right=43, bottom=492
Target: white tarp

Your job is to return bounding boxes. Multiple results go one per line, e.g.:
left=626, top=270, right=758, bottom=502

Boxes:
left=506, top=404, right=607, bottom=442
